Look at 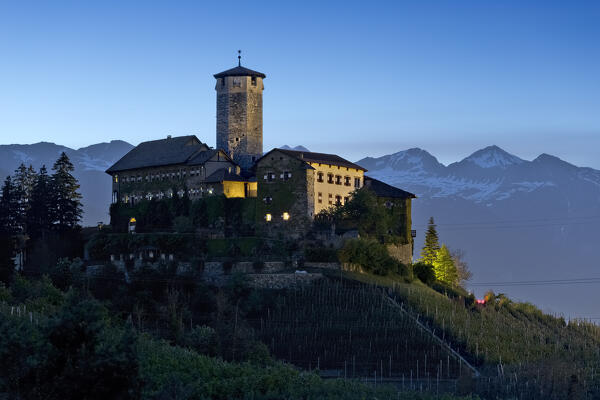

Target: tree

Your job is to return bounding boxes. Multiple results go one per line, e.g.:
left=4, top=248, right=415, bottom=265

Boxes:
left=50, top=152, right=82, bottom=230
left=12, top=163, right=37, bottom=232
left=433, top=244, right=458, bottom=286
left=451, top=248, right=473, bottom=285
left=420, top=217, right=440, bottom=265
left=27, top=166, right=54, bottom=239
left=0, top=176, right=19, bottom=234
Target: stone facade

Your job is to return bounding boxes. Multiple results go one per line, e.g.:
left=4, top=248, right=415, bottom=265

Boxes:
left=255, top=150, right=314, bottom=234
left=216, top=75, right=264, bottom=170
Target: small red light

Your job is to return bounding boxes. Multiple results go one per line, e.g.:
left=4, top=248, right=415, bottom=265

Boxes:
left=476, top=299, right=486, bottom=305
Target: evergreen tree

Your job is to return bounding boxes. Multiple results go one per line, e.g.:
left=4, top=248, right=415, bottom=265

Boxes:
left=12, top=163, right=37, bottom=232
left=420, top=216, right=440, bottom=265
left=51, top=152, right=82, bottom=230
left=27, top=166, right=54, bottom=239
left=433, top=244, right=458, bottom=286
left=0, top=176, right=19, bottom=234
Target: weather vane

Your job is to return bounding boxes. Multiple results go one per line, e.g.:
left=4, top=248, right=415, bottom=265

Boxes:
left=238, top=50, right=241, bottom=66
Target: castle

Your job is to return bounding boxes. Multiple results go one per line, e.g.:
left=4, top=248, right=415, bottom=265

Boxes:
left=105, top=58, right=415, bottom=255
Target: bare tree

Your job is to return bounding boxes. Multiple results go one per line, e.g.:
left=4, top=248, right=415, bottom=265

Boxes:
left=451, top=248, right=473, bottom=285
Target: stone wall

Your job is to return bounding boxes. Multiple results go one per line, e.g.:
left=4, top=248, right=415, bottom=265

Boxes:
left=386, top=243, right=413, bottom=265
left=246, top=273, right=323, bottom=289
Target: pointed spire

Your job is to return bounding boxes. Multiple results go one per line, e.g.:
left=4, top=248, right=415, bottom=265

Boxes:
left=238, top=50, right=241, bottom=66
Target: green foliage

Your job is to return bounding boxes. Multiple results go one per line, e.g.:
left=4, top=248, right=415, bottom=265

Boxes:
left=320, top=188, right=411, bottom=244
left=0, top=176, right=19, bottom=234
left=304, top=245, right=338, bottom=262
left=433, top=245, right=458, bottom=286
left=50, top=152, right=83, bottom=231
left=420, top=216, right=440, bottom=265
left=413, top=261, right=436, bottom=285
left=182, top=325, right=218, bottom=356
left=173, top=215, right=194, bottom=233
left=338, top=238, right=407, bottom=276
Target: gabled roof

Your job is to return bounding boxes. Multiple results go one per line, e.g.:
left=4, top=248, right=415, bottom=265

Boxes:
left=364, top=176, right=416, bottom=199
left=204, top=168, right=247, bottom=183
left=258, top=148, right=367, bottom=171
left=213, top=65, right=266, bottom=79
left=106, top=135, right=221, bottom=173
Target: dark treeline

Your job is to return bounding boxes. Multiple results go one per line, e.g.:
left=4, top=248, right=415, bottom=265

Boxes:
left=0, top=152, right=83, bottom=283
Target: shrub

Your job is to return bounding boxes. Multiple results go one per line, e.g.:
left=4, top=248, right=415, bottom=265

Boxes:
left=338, top=238, right=407, bottom=276
left=183, top=325, right=218, bottom=356
left=413, top=262, right=436, bottom=285
left=173, top=216, right=194, bottom=233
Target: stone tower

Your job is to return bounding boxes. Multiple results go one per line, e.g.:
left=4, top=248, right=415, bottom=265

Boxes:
left=214, top=60, right=266, bottom=170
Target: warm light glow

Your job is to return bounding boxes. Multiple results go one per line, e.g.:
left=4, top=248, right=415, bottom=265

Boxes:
left=476, top=299, right=486, bottom=305
left=265, top=213, right=272, bottom=222
left=129, top=218, right=136, bottom=223
left=282, top=212, right=290, bottom=221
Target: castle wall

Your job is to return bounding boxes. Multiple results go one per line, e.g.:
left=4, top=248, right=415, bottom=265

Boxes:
left=310, top=163, right=364, bottom=215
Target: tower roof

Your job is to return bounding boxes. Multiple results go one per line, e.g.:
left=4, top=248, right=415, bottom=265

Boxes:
left=213, top=65, right=266, bottom=79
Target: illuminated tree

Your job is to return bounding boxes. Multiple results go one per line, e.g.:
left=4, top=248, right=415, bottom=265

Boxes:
left=420, top=216, right=440, bottom=265
left=433, top=244, right=458, bottom=286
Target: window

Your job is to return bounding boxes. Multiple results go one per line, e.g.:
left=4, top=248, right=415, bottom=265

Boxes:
left=264, top=172, right=276, bottom=181
left=335, top=195, right=342, bottom=206
left=221, top=77, right=226, bottom=87
left=317, top=172, right=324, bottom=183
left=251, top=76, right=257, bottom=86
left=344, top=176, right=351, bottom=186
left=344, top=196, right=349, bottom=204
left=282, top=171, right=292, bottom=180
left=263, top=196, right=273, bottom=204
left=335, top=175, right=342, bottom=185
left=114, top=175, right=119, bottom=183
left=265, top=213, right=272, bottom=222
left=385, top=201, right=393, bottom=209
left=318, top=192, right=323, bottom=204
left=354, top=177, right=361, bottom=188
left=233, top=77, right=241, bottom=87
left=328, top=193, right=333, bottom=205
left=327, top=173, right=334, bottom=184
left=282, top=212, right=290, bottom=221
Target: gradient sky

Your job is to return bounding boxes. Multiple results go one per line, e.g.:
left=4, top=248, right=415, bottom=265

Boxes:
left=1, top=1, right=599, bottom=167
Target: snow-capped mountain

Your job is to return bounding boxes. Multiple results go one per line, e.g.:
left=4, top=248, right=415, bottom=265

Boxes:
left=279, top=145, right=311, bottom=152
left=357, top=146, right=600, bottom=317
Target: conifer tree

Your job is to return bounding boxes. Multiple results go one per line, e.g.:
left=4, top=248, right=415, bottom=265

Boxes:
left=13, top=163, right=37, bottom=232
left=51, top=152, right=82, bottom=230
left=0, top=176, right=19, bottom=234
left=420, top=216, right=440, bottom=265
left=27, top=166, right=54, bottom=239
left=433, top=244, right=458, bottom=286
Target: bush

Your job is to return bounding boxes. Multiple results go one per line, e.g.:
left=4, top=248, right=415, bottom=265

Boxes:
left=305, top=246, right=338, bottom=262
left=173, top=216, right=194, bottom=233
left=413, top=262, right=436, bottom=285
left=338, top=238, right=407, bottom=276
left=183, top=325, right=217, bottom=356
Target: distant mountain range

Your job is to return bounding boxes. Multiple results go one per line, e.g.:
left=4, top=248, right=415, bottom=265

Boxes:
left=1, top=140, right=598, bottom=316
left=357, top=146, right=600, bottom=318
left=0, top=140, right=134, bottom=226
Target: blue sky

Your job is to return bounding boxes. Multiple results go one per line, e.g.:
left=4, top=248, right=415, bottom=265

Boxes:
left=1, top=1, right=599, bottom=167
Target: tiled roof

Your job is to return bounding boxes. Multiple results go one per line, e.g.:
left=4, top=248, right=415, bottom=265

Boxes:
left=213, top=66, right=266, bottom=79
left=260, top=148, right=367, bottom=171
left=105, top=135, right=241, bottom=174
left=364, top=176, right=416, bottom=199
left=106, top=135, right=210, bottom=173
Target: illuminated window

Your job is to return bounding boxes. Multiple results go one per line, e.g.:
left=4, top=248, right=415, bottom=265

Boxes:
left=114, top=175, right=119, bottom=183
left=282, top=212, right=290, bottom=221
left=265, top=213, right=272, bottom=222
